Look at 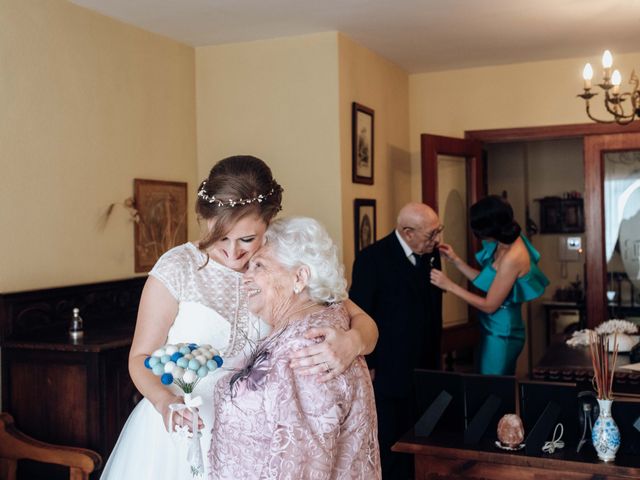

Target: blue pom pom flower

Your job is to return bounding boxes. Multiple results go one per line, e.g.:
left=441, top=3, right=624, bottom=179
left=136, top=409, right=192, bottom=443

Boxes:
left=143, top=343, right=224, bottom=394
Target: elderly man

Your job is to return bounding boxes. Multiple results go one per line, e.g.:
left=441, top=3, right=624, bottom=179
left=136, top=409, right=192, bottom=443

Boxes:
left=350, top=202, right=443, bottom=479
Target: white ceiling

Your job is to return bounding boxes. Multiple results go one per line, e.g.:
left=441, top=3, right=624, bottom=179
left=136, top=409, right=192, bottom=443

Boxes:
left=69, top=0, right=640, bottom=73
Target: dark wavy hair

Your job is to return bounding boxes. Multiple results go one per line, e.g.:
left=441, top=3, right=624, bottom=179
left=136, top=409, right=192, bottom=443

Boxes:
left=196, top=155, right=283, bottom=252
left=470, top=195, right=521, bottom=244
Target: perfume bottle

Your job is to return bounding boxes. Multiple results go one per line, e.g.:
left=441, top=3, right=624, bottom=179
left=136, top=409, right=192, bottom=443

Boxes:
left=69, top=307, right=84, bottom=340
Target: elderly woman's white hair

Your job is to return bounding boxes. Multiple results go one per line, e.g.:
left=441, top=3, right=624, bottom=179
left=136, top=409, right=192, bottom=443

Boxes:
left=264, top=217, right=348, bottom=303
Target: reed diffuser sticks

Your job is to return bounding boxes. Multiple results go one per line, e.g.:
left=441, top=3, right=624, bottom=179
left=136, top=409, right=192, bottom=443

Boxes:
left=589, top=332, right=619, bottom=400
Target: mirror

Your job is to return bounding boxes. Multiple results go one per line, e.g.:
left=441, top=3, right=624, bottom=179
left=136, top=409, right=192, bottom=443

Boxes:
left=604, top=150, right=640, bottom=314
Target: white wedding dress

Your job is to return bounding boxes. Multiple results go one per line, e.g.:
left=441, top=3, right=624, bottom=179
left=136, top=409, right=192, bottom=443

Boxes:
left=101, top=243, right=269, bottom=480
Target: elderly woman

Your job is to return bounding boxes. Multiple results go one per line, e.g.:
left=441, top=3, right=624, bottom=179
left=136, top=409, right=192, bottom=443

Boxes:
left=208, top=217, right=381, bottom=479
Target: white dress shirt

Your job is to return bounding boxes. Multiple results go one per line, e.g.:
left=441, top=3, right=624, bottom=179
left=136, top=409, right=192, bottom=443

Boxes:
left=395, top=229, right=417, bottom=265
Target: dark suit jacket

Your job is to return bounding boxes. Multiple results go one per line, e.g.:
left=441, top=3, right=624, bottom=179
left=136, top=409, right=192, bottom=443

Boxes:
left=350, top=231, right=443, bottom=398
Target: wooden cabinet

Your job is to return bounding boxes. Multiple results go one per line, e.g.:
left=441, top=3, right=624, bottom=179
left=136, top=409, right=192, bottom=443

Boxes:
left=0, top=278, right=145, bottom=479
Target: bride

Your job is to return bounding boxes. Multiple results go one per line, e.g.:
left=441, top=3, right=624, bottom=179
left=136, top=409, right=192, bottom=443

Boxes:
left=100, top=155, right=378, bottom=479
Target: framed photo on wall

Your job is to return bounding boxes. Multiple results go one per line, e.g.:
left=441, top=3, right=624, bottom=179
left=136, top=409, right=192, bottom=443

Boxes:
left=352, top=102, right=374, bottom=185
left=354, top=198, right=377, bottom=253
left=133, top=179, right=188, bottom=272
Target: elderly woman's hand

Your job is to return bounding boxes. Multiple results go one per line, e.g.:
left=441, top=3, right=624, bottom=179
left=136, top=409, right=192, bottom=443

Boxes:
left=430, top=268, right=454, bottom=292
left=289, top=326, right=362, bottom=382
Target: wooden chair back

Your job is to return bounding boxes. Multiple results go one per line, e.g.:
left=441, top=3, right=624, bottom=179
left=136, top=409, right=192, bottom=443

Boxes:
left=0, top=412, right=101, bottom=480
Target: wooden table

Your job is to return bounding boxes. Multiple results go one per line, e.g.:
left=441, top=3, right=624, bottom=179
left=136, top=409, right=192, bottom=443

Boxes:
left=393, top=432, right=640, bottom=480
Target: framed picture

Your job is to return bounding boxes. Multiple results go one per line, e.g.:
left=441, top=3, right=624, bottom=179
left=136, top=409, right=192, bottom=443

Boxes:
left=352, top=102, right=374, bottom=185
left=133, top=179, right=188, bottom=272
left=354, top=198, right=377, bottom=253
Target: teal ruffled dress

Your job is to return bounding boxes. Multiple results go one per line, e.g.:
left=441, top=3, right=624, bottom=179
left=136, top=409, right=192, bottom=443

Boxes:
left=471, top=236, right=549, bottom=375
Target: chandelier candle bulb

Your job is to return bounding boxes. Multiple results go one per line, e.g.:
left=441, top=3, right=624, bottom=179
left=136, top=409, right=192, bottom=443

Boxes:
left=577, top=49, right=640, bottom=124
left=583, top=63, right=593, bottom=89
left=602, top=50, right=613, bottom=79
left=611, top=70, right=622, bottom=95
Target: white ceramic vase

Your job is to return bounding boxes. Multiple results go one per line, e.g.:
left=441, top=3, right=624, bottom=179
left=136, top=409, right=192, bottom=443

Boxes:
left=591, top=398, right=620, bottom=462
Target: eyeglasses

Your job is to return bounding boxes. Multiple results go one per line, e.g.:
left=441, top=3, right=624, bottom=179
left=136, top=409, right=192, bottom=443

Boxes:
left=403, top=224, right=445, bottom=242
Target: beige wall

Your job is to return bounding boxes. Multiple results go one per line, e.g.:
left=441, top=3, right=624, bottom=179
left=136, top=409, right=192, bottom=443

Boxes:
left=0, top=0, right=197, bottom=293
left=195, top=33, right=342, bottom=247
left=409, top=51, right=640, bottom=198
left=338, top=34, right=410, bottom=281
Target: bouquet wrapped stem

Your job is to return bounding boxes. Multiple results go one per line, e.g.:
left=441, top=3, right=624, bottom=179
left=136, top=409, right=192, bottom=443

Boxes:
left=145, top=343, right=224, bottom=478
left=170, top=393, right=205, bottom=477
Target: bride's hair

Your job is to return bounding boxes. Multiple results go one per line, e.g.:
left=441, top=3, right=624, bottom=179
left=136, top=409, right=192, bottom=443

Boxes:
left=196, top=155, right=283, bottom=252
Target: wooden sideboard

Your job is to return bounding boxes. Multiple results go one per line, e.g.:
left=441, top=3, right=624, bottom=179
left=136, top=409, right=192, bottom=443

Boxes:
left=0, top=277, right=145, bottom=479
left=394, top=432, right=640, bottom=480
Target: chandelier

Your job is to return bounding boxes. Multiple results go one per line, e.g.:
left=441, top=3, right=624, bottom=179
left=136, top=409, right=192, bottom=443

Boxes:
left=578, top=50, right=640, bottom=125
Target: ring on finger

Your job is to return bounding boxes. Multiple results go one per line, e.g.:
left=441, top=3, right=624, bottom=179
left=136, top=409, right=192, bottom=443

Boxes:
left=323, top=361, right=331, bottom=373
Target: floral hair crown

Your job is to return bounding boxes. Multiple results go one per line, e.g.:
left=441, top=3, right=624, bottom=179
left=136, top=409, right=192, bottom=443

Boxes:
left=197, top=180, right=282, bottom=208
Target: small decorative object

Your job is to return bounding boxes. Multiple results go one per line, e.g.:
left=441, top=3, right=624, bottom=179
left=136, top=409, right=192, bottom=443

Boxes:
left=596, top=319, right=639, bottom=352
left=352, top=102, right=374, bottom=185
left=496, top=413, right=524, bottom=449
left=353, top=198, right=376, bottom=253
left=589, top=332, right=621, bottom=462
left=542, top=423, right=565, bottom=454
left=134, top=179, right=188, bottom=273
left=68, top=307, right=84, bottom=341
left=145, top=343, right=224, bottom=477
left=566, top=319, right=639, bottom=351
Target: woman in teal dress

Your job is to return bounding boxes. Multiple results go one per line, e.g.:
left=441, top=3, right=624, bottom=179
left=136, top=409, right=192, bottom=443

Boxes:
left=430, top=195, right=549, bottom=375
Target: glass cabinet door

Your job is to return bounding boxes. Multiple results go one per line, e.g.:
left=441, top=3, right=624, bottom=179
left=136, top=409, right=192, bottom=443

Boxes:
left=585, top=132, right=640, bottom=326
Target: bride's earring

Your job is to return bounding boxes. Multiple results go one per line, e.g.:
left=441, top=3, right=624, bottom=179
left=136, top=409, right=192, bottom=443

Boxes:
left=293, top=286, right=300, bottom=295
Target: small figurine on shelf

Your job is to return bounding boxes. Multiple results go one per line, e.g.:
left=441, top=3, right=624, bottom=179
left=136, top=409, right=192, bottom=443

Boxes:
left=496, top=414, right=525, bottom=451
left=68, top=307, right=84, bottom=341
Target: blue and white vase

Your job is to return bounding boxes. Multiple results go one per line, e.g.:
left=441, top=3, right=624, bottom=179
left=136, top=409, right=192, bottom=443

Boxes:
left=592, top=398, right=620, bottom=462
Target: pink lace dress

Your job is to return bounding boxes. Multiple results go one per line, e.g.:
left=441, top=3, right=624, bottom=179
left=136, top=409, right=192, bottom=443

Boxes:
left=208, top=303, right=381, bottom=479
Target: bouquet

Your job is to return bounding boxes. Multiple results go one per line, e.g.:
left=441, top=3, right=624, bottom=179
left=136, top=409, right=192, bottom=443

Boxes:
left=145, top=343, right=224, bottom=477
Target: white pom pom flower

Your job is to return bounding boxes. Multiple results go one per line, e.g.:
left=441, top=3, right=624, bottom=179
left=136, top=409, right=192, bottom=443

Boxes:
left=202, top=350, right=213, bottom=360
left=165, top=345, right=178, bottom=355
left=183, top=369, right=198, bottom=383
left=172, top=366, right=185, bottom=379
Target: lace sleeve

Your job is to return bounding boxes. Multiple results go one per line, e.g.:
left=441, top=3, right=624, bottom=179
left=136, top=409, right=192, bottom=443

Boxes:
left=148, top=245, right=187, bottom=301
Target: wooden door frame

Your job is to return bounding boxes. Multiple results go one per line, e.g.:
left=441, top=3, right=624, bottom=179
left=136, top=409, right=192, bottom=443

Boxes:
left=465, top=120, right=640, bottom=328
left=421, top=134, right=485, bottom=358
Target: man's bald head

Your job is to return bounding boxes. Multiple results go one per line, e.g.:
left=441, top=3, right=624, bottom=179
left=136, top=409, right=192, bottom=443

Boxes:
left=396, top=202, right=442, bottom=254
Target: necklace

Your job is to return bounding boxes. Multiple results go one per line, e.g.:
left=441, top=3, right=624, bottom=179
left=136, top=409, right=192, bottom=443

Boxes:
left=274, top=301, right=319, bottom=330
